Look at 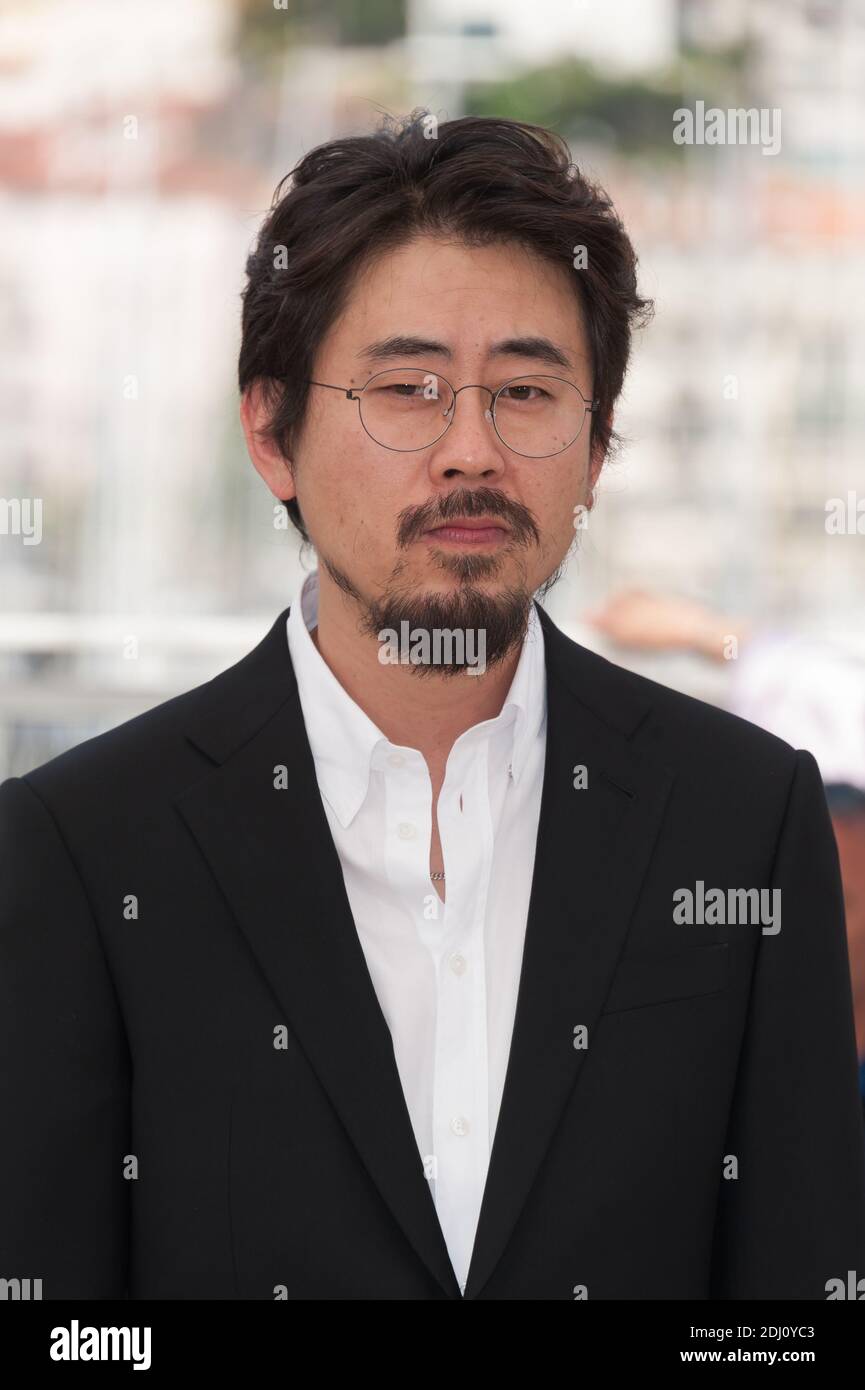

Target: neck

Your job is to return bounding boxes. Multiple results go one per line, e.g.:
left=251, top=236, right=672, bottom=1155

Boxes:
left=309, top=570, right=527, bottom=775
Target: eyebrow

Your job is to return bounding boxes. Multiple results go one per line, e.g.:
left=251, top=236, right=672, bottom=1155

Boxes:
left=359, top=334, right=575, bottom=371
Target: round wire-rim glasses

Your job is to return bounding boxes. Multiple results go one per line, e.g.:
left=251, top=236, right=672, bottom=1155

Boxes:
left=306, top=368, right=599, bottom=459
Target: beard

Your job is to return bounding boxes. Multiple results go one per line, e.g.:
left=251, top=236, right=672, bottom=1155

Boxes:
left=318, top=485, right=567, bottom=677
left=321, top=552, right=534, bottom=677
left=366, top=580, right=532, bottom=678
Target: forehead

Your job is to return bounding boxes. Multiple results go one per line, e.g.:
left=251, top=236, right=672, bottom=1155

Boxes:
left=331, top=234, right=586, bottom=358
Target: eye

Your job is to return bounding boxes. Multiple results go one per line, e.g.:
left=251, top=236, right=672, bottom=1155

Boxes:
left=379, top=381, right=424, bottom=397
left=499, top=382, right=549, bottom=403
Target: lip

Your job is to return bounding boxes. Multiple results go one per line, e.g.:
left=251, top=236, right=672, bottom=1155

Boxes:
left=423, top=517, right=511, bottom=546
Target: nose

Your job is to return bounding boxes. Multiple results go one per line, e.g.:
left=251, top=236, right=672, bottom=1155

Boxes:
left=427, top=384, right=506, bottom=483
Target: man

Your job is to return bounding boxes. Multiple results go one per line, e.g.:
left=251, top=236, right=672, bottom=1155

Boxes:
left=2, top=112, right=864, bottom=1301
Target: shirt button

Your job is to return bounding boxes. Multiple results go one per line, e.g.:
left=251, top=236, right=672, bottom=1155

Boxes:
left=450, top=1115, right=470, bottom=1137
left=449, top=953, right=467, bottom=975
left=397, top=821, right=416, bottom=840
left=387, top=752, right=405, bottom=768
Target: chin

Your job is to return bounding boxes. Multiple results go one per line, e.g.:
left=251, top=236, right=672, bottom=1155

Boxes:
left=422, top=551, right=512, bottom=586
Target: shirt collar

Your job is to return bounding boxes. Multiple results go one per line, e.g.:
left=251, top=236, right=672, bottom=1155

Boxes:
left=287, top=571, right=385, bottom=827
left=501, top=597, right=546, bottom=784
left=286, top=570, right=546, bottom=827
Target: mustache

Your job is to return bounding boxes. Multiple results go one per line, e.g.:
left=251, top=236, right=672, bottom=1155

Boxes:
left=395, top=487, right=540, bottom=549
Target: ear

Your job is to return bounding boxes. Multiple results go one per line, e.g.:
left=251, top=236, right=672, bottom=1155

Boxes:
left=240, top=381, right=296, bottom=503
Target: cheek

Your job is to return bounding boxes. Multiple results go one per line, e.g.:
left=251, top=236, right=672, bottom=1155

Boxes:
left=303, top=444, right=406, bottom=555
left=531, top=463, right=592, bottom=543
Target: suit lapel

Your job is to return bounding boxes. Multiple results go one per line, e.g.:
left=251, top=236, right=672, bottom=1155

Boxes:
left=174, top=603, right=674, bottom=1302
left=175, top=610, right=461, bottom=1299
left=462, top=606, right=675, bottom=1298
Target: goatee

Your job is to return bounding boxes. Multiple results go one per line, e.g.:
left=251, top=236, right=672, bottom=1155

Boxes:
left=320, top=554, right=534, bottom=677
left=362, top=582, right=533, bottom=677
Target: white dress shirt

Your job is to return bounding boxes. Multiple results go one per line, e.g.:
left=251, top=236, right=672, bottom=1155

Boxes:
left=286, top=570, right=547, bottom=1292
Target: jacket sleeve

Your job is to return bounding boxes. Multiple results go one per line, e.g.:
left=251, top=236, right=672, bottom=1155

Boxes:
left=710, top=748, right=865, bottom=1298
left=0, top=775, right=130, bottom=1298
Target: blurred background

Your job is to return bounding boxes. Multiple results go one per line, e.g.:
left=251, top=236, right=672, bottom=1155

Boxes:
left=1, top=0, right=864, bottom=779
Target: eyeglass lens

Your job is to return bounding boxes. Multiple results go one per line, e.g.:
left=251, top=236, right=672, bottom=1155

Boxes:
left=358, top=369, right=589, bottom=457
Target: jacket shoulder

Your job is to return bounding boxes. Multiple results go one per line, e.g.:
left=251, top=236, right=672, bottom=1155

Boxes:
left=547, top=621, right=800, bottom=780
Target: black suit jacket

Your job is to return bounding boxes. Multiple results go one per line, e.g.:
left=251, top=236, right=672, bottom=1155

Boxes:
left=2, top=603, right=865, bottom=1300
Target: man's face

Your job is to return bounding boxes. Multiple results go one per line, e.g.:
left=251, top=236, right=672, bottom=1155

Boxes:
left=256, top=234, right=603, bottom=667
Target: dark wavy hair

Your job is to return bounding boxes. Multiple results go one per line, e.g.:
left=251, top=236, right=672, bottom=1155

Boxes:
left=238, top=109, right=653, bottom=541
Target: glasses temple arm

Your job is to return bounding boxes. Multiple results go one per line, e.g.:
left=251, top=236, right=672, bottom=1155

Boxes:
left=306, top=380, right=358, bottom=400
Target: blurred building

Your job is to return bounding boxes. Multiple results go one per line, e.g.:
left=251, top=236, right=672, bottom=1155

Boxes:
left=553, top=0, right=865, bottom=700
left=1, top=0, right=863, bottom=774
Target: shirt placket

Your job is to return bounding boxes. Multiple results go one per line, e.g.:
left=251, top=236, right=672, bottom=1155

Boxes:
left=431, top=735, right=494, bottom=1292
left=382, top=746, right=432, bottom=895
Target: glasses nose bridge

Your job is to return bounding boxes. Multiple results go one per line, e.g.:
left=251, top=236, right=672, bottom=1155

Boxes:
left=446, top=381, right=497, bottom=433
left=451, top=381, right=495, bottom=407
